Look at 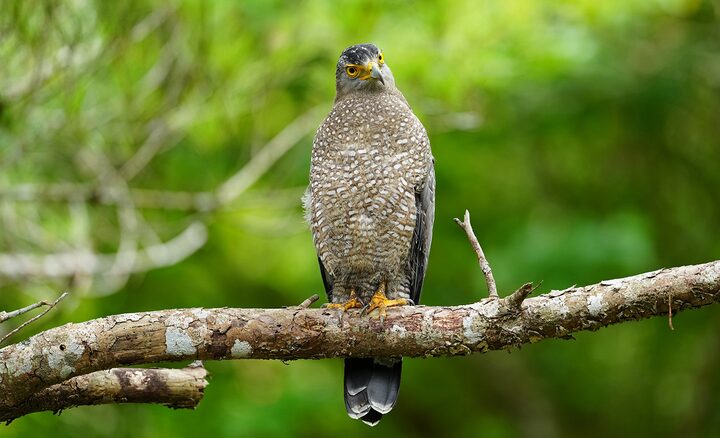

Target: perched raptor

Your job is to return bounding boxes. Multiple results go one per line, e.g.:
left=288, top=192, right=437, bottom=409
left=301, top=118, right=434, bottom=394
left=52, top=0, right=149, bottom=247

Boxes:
left=304, top=43, right=435, bottom=426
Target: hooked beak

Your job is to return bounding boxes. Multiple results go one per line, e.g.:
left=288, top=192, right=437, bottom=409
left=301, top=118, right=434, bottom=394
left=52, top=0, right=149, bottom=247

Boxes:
left=370, top=63, right=385, bottom=85
left=364, top=61, right=385, bottom=85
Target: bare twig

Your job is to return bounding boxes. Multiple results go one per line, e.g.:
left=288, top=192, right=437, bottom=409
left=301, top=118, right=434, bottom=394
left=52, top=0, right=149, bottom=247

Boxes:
left=454, top=210, right=498, bottom=298
left=297, top=294, right=320, bottom=309
left=0, top=302, right=47, bottom=324
left=0, top=107, right=321, bottom=290
left=119, top=120, right=179, bottom=181
left=78, top=148, right=143, bottom=293
left=3, top=38, right=104, bottom=102
left=668, top=293, right=674, bottom=330
left=504, top=283, right=535, bottom=310
left=0, top=292, right=69, bottom=345
left=216, top=107, right=324, bottom=205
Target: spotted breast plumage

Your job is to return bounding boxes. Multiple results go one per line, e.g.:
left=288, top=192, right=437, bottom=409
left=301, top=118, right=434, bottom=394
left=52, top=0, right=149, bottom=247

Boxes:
left=304, top=43, right=435, bottom=426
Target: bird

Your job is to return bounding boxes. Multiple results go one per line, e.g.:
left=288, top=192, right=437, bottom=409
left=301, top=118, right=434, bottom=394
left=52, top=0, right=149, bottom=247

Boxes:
left=304, top=43, right=435, bottom=426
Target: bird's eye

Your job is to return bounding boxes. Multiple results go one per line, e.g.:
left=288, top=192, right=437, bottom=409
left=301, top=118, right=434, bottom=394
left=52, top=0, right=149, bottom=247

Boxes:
left=346, top=66, right=360, bottom=78
left=378, top=52, right=384, bottom=64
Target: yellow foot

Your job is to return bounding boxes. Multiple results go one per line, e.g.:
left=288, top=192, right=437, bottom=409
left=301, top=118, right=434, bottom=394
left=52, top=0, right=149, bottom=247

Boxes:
left=324, top=290, right=363, bottom=311
left=366, top=282, right=413, bottom=321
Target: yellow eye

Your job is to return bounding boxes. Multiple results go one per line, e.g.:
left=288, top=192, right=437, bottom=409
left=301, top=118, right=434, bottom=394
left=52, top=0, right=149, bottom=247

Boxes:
left=345, top=66, right=360, bottom=78
left=378, top=52, right=384, bottom=64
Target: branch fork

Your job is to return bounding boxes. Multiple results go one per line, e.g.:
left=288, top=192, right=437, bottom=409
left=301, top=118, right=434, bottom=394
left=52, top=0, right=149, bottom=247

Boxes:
left=1, top=292, right=69, bottom=345
left=454, top=210, right=535, bottom=313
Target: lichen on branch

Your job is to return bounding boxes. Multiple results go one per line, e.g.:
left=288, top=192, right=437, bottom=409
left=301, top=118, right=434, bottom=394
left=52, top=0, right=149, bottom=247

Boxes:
left=1, top=363, right=208, bottom=423
left=0, top=261, right=718, bottom=420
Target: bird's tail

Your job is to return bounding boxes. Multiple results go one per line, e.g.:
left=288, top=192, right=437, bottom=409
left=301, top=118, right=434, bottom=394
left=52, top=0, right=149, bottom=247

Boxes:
left=343, top=357, right=402, bottom=426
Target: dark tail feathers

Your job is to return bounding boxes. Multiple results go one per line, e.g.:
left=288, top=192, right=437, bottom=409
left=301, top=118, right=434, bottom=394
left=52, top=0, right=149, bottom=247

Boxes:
left=344, top=358, right=401, bottom=426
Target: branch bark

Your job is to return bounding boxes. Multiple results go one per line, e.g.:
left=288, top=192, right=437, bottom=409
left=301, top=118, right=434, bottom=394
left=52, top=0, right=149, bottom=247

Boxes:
left=1, top=260, right=719, bottom=420
left=1, top=362, right=208, bottom=423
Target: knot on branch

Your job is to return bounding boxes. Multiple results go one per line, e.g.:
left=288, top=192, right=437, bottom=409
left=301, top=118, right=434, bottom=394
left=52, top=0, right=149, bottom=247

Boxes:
left=495, top=282, right=535, bottom=316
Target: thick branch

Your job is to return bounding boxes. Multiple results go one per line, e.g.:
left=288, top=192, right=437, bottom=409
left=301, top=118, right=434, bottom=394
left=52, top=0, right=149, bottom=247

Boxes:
left=1, top=261, right=718, bottom=414
left=2, top=363, right=208, bottom=423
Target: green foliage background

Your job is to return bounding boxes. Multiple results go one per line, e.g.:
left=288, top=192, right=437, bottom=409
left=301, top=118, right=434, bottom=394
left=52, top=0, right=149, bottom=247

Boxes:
left=2, top=0, right=720, bottom=436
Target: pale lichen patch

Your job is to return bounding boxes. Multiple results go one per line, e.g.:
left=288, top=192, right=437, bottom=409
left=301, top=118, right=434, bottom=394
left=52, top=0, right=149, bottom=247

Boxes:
left=587, top=293, right=606, bottom=316
left=696, top=263, right=720, bottom=286
left=231, top=340, right=252, bottom=358
left=390, top=324, right=407, bottom=337
left=192, top=309, right=211, bottom=320
left=40, top=331, right=88, bottom=379
left=166, top=313, right=195, bottom=329
left=548, top=298, right=570, bottom=317
left=165, top=326, right=196, bottom=356
left=127, top=370, right=149, bottom=388
left=472, top=298, right=500, bottom=318
left=114, top=313, right=145, bottom=323
left=531, top=297, right=569, bottom=319
left=210, top=311, right=234, bottom=327
left=5, top=350, right=33, bottom=377
left=508, top=325, right=523, bottom=334
left=462, top=310, right=486, bottom=345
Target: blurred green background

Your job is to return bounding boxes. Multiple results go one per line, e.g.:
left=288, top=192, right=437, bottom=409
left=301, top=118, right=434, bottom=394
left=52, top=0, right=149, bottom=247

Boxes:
left=2, top=0, right=720, bottom=436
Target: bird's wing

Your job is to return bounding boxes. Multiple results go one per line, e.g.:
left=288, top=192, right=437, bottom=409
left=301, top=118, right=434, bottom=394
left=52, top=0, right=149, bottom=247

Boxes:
left=318, top=257, right=334, bottom=302
left=408, top=160, right=435, bottom=305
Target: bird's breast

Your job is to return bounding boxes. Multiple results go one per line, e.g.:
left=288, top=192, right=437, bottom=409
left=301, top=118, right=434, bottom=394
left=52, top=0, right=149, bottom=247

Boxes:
left=310, top=142, right=418, bottom=274
left=309, top=94, right=431, bottom=276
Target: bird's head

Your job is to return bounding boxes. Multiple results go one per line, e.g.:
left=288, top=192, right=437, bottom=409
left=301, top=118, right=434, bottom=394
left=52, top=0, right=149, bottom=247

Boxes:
left=335, top=43, right=395, bottom=97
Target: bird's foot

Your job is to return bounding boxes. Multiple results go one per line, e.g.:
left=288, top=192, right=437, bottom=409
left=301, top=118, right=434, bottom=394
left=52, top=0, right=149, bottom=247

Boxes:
left=323, top=290, right=363, bottom=311
left=366, top=282, right=413, bottom=322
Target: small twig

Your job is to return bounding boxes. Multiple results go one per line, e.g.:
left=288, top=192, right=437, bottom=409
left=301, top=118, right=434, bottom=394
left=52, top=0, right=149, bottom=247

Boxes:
left=454, top=210, right=498, bottom=298
left=216, top=107, right=324, bottom=206
left=504, top=282, right=538, bottom=310
left=668, top=293, right=674, bottom=331
left=0, top=292, right=69, bottom=345
left=0, top=302, right=47, bottom=324
left=297, top=294, right=320, bottom=309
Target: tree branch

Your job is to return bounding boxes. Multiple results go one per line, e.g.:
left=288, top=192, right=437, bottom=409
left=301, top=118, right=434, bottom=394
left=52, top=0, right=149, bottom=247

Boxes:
left=454, top=210, right=498, bottom=298
left=2, top=362, right=208, bottom=423
left=0, top=184, right=218, bottom=211
left=0, top=223, right=207, bottom=279
left=1, top=302, right=47, bottom=324
left=0, top=292, right=69, bottom=345
left=216, top=107, right=324, bottom=205
left=1, top=260, right=718, bottom=419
